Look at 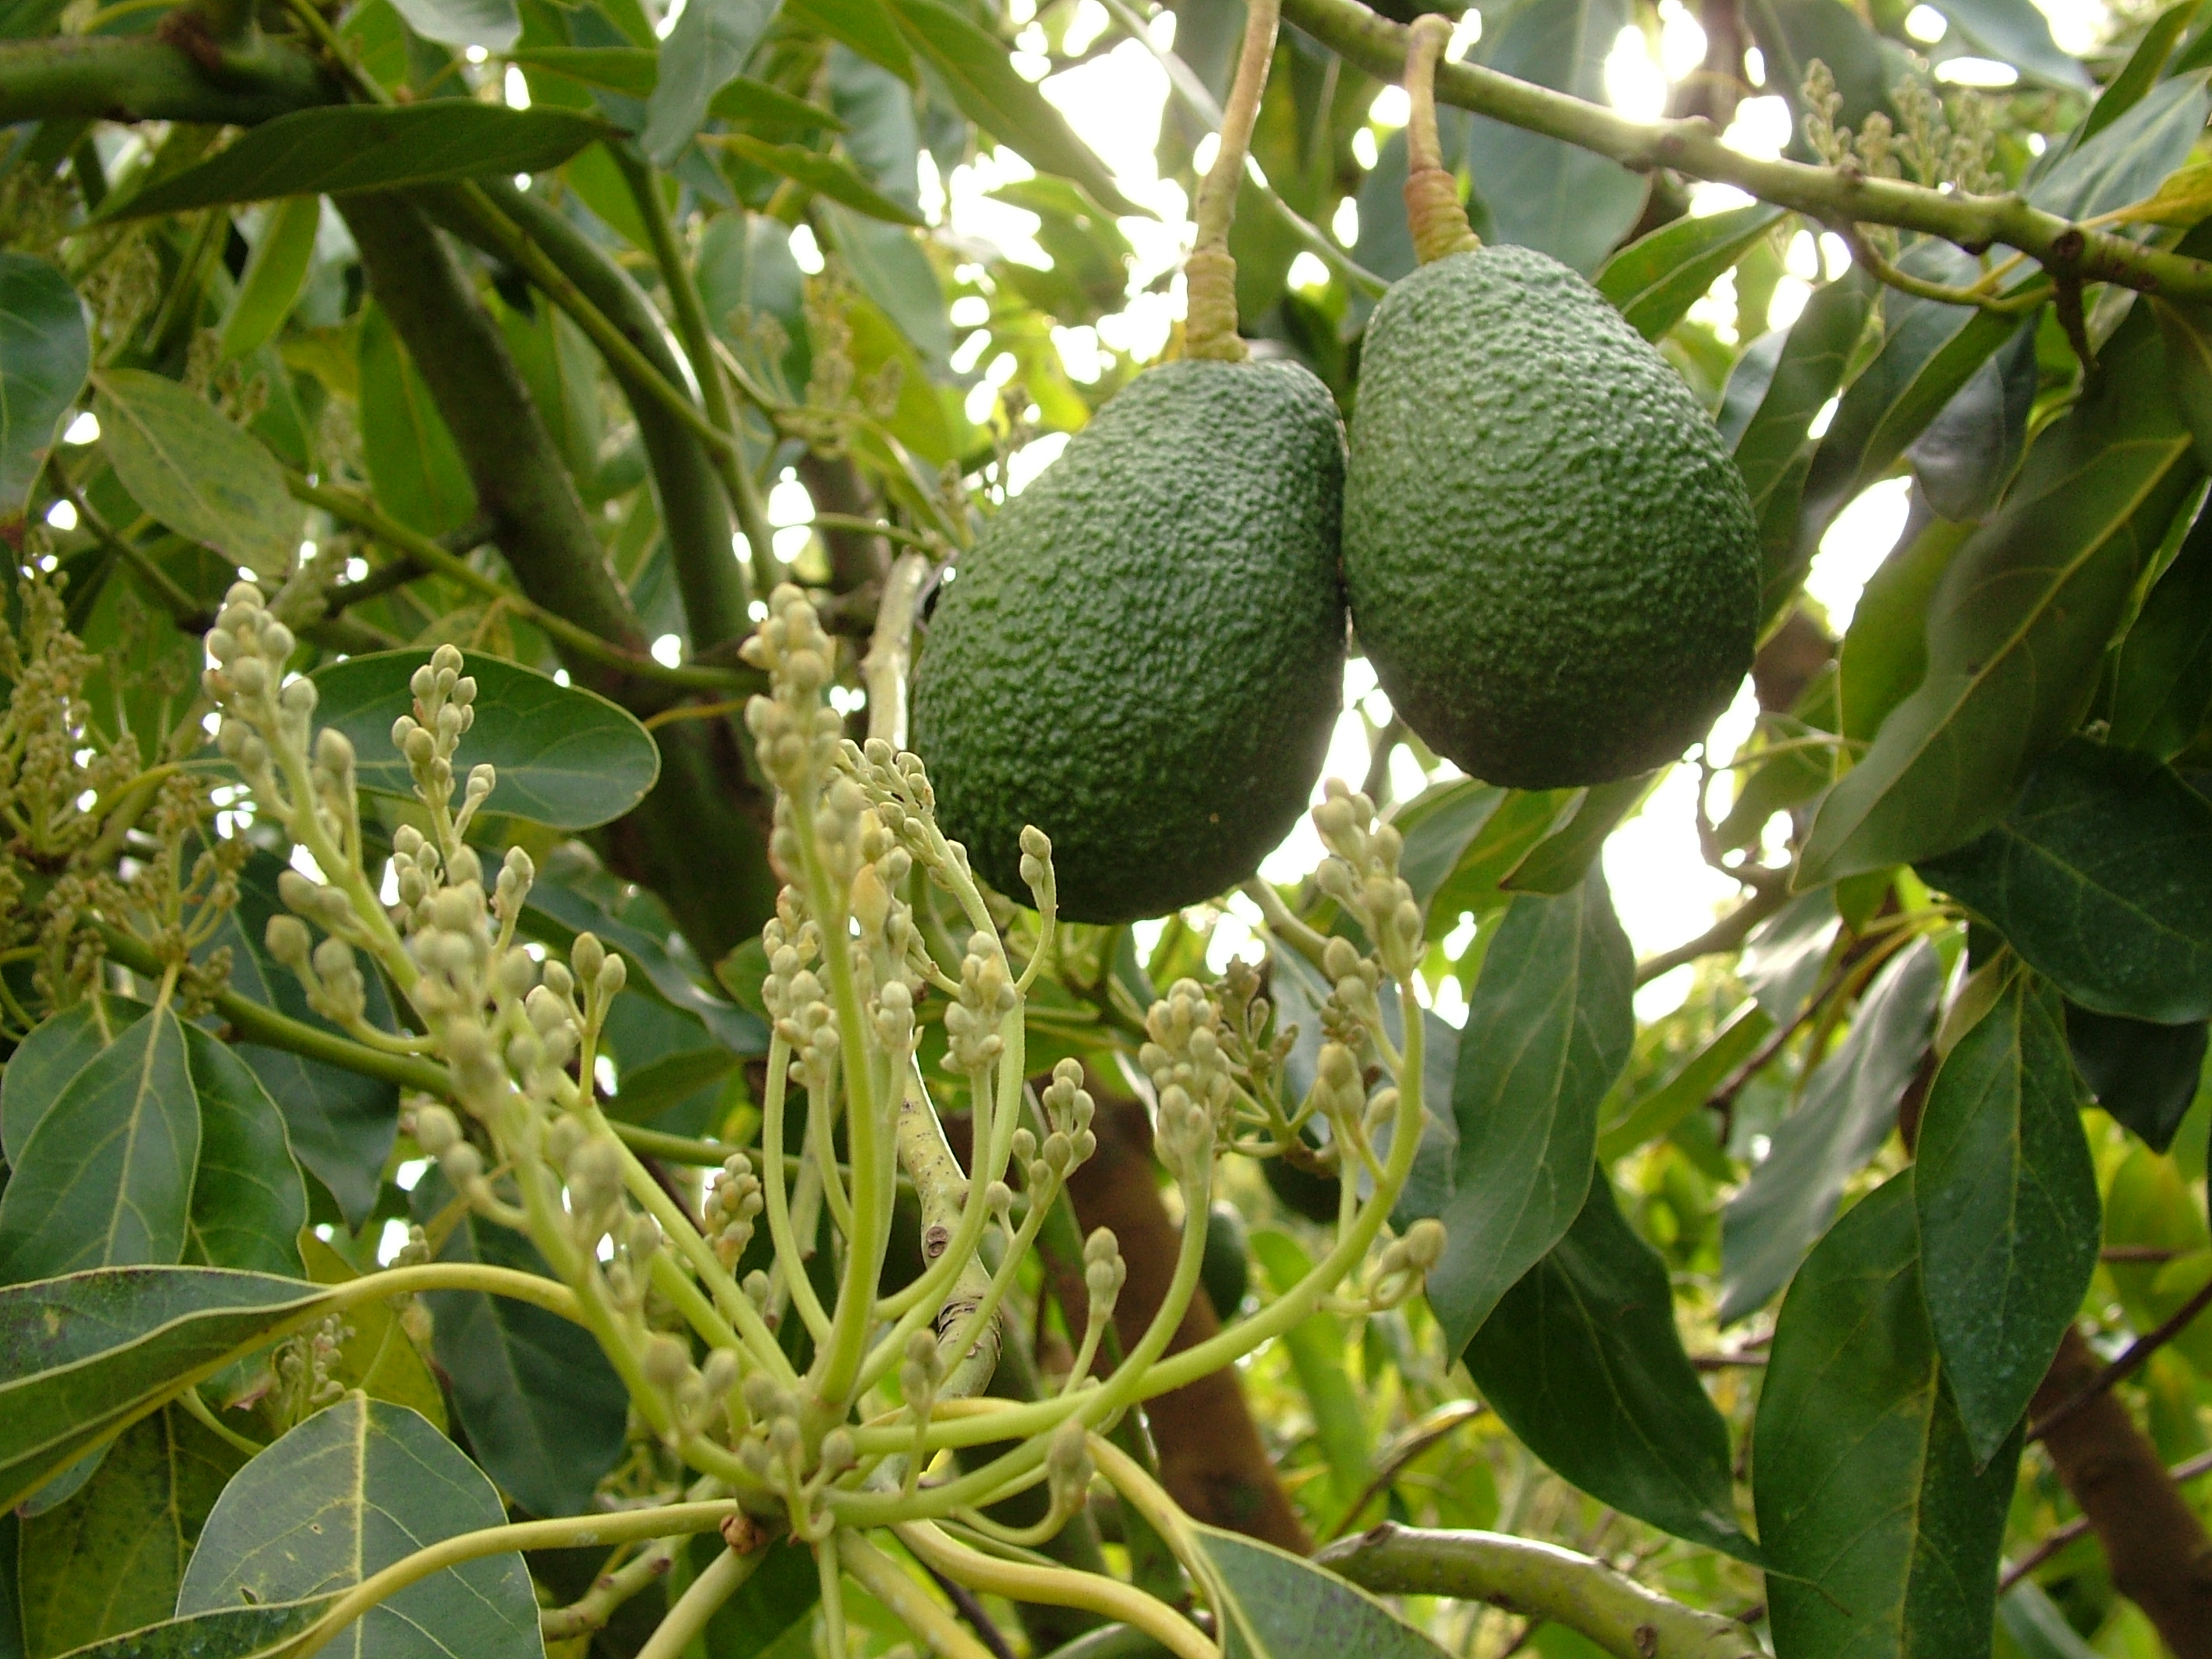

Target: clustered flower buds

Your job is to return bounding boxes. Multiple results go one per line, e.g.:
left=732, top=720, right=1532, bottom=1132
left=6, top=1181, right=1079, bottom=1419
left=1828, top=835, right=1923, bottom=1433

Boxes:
left=1313, top=781, right=1422, bottom=979
left=1141, top=980, right=1234, bottom=1182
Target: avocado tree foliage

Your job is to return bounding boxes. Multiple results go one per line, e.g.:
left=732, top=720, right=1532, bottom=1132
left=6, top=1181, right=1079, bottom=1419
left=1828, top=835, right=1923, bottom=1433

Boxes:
left=2, top=0, right=2211, bottom=1652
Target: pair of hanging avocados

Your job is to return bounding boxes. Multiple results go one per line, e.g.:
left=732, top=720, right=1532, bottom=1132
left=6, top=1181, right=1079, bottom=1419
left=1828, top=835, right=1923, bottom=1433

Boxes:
left=910, top=27, right=1761, bottom=927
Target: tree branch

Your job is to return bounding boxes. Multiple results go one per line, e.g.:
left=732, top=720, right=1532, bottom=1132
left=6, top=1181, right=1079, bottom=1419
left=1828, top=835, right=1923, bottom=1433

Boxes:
left=0, top=27, right=336, bottom=125
left=1278, top=0, right=2212, bottom=304
left=2029, top=1277, right=2212, bottom=1443
left=1314, top=1523, right=1759, bottom=1659
left=1633, top=885, right=1788, bottom=984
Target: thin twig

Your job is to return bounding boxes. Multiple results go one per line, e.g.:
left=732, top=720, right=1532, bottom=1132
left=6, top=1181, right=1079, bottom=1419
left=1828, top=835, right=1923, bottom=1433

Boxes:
left=1634, top=885, right=1789, bottom=986
left=1830, top=221, right=2050, bottom=315
left=920, top=1560, right=1020, bottom=1659
left=2029, top=1280, right=2212, bottom=1444
left=2001, top=1447, right=2212, bottom=1591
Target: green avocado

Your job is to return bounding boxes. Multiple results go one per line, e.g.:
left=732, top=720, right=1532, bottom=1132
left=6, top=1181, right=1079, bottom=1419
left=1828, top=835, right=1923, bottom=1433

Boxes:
left=1344, top=244, right=1758, bottom=788
left=911, top=359, right=1347, bottom=924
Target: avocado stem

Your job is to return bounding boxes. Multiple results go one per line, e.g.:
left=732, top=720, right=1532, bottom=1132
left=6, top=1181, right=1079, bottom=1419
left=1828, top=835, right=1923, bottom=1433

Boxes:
left=1403, top=14, right=1481, bottom=265
left=1184, top=0, right=1282, bottom=360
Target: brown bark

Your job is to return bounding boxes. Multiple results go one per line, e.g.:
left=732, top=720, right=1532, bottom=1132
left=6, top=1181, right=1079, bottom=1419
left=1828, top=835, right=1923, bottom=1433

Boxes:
left=2028, top=1326, right=2212, bottom=1657
left=1060, top=1087, right=1311, bottom=1553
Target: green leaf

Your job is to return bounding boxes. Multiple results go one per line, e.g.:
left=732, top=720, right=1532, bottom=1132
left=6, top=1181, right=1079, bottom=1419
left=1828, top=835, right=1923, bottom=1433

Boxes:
left=19, top=1407, right=245, bottom=1659
left=1249, top=1230, right=1371, bottom=1518
left=179, top=1030, right=306, bottom=1280
left=356, top=303, right=476, bottom=539
left=1425, top=791, right=1582, bottom=921
left=300, top=1237, right=447, bottom=1431
left=98, top=105, right=612, bottom=218
left=1748, top=0, right=1891, bottom=131
left=1718, top=937, right=1944, bottom=1323
left=388, top=0, right=519, bottom=50
left=2076, top=0, right=2193, bottom=139
left=1462, top=1176, right=1758, bottom=1559
left=0, top=1006, right=199, bottom=1286
left=1835, top=509, right=1973, bottom=743
left=2, top=1002, right=148, bottom=1166
left=309, top=649, right=660, bottom=830
left=786, top=0, right=916, bottom=82
left=211, top=850, right=398, bottom=1230
left=1755, top=1174, right=2020, bottom=1659
left=42, top=1598, right=338, bottom=1659
left=711, top=74, right=847, bottom=134
left=410, top=1172, right=628, bottom=1518
left=717, top=134, right=927, bottom=225
left=176, top=1393, right=541, bottom=1659
left=2064, top=1001, right=2207, bottom=1153
left=1908, top=322, right=2041, bottom=523
left=93, top=369, right=299, bottom=579
left=1799, top=306, right=2202, bottom=884
left=497, top=293, right=601, bottom=486
left=825, top=206, right=947, bottom=358
left=0, top=251, right=88, bottom=526
left=701, top=1537, right=819, bottom=1659
left=2112, top=496, right=2212, bottom=760
left=2155, top=297, right=2212, bottom=471
left=1462, top=0, right=1645, bottom=274
left=0, top=1268, right=335, bottom=1512
left=1596, top=1000, right=1773, bottom=1160
left=1720, top=270, right=1877, bottom=617
left=880, top=0, right=1140, bottom=217
left=642, top=0, right=779, bottom=164
left=1914, top=969, right=2099, bottom=1463
left=1595, top=202, right=1786, bottom=343
left=1997, top=1581, right=2104, bottom=1659
left=1928, top=0, right=2090, bottom=87
left=2034, top=74, right=2212, bottom=221
left=1394, top=779, right=1511, bottom=911
left=1187, top=1525, right=1452, bottom=1659
left=218, top=197, right=323, bottom=363
left=1501, top=774, right=1657, bottom=894
left=1918, top=739, right=2212, bottom=1022
left=506, top=44, right=660, bottom=96
left=1428, top=868, right=1633, bottom=1353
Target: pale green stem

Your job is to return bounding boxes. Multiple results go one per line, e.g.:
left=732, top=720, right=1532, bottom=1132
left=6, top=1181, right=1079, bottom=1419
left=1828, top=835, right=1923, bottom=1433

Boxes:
left=763, top=1037, right=836, bottom=1342
left=636, top=1546, right=766, bottom=1659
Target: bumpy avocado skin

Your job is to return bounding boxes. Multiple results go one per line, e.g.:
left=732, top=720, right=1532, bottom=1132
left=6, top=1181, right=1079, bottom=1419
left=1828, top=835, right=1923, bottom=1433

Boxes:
left=910, top=359, right=1346, bottom=924
left=1344, top=244, right=1758, bottom=788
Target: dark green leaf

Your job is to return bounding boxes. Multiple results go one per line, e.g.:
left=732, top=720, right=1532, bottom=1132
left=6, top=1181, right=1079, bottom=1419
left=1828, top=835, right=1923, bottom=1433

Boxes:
left=0, top=251, right=88, bottom=525
left=2033, top=73, right=2212, bottom=221
left=1907, top=320, right=2040, bottom=523
left=698, top=208, right=812, bottom=400
left=2, top=1001, right=148, bottom=1166
left=1428, top=868, right=1633, bottom=1353
left=214, top=850, right=398, bottom=1231
left=94, top=369, right=299, bottom=579
left=2075, top=0, right=2193, bottom=141
left=300, top=1236, right=447, bottom=1431
left=1915, top=969, right=2099, bottom=1462
left=1425, top=791, right=1581, bottom=920
left=880, top=0, right=1140, bottom=216
left=0, top=1268, right=335, bottom=1512
left=1188, top=1525, right=1452, bottom=1659
left=785, top=0, right=916, bottom=82
left=509, top=44, right=660, bottom=96
left=828, top=41, right=921, bottom=212
left=1464, top=0, right=1645, bottom=274
left=702, top=1532, right=819, bottom=1659
left=0, top=1006, right=198, bottom=1286
left=177, top=1394, right=540, bottom=1659
left=179, top=1029, right=306, bottom=1280
left=1835, top=503, right=1972, bottom=743
left=41, top=1597, right=337, bottom=1659
left=410, top=1171, right=628, bottom=1518
left=99, top=105, right=611, bottom=218
left=1739, top=888, right=1838, bottom=1023
left=310, top=649, right=660, bottom=830
left=1501, top=774, right=1657, bottom=894
left=1719, top=937, right=1944, bottom=1323
left=1918, top=739, right=2212, bottom=1021
left=610, top=1047, right=737, bottom=1122
left=1722, top=270, right=1876, bottom=614
left=498, top=290, right=603, bottom=487
left=709, top=74, right=848, bottom=133
left=2064, top=1000, right=2207, bottom=1153
left=1748, top=0, right=1891, bottom=131
left=1800, top=307, right=2202, bottom=883
left=357, top=304, right=476, bottom=539
left=19, top=1407, right=245, bottom=1658
left=718, top=134, right=926, bottom=224
left=389, top=0, right=519, bottom=50
left=1462, top=1177, right=1758, bottom=1559
left=1595, top=203, right=1786, bottom=343
left=1755, top=1174, right=2020, bottom=1659
left=642, top=0, right=779, bottom=163
left=1393, top=779, right=1508, bottom=911
left=2155, top=297, right=2212, bottom=470
left=1929, top=0, right=2090, bottom=87
left=1596, top=1000, right=1773, bottom=1160
left=1250, top=1230, right=1371, bottom=1516
left=218, top=197, right=322, bottom=363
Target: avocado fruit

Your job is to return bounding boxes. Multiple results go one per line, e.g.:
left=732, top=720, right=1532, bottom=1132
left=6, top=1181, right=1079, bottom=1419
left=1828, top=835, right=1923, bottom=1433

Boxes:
left=1343, top=243, right=1759, bottom=788
left=911, top=359, right=1347, bottom=924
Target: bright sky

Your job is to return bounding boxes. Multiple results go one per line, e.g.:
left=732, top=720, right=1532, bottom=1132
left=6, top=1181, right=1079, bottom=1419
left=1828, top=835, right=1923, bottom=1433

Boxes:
left=891, top=0, right=2109, bottom=1019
